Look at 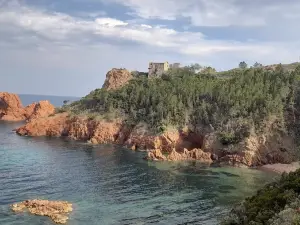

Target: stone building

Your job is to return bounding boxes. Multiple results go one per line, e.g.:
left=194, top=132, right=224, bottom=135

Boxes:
left=148, top=62, right=181, bottom=77
left=148, top=62, right=169, bottom=77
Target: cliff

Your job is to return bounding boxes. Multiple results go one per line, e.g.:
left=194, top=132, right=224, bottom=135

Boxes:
left=15, top=114, right=298, bottom=166
left=102, top=68, right=133, bottom=90
left=0, top=92, right=55, bottom=121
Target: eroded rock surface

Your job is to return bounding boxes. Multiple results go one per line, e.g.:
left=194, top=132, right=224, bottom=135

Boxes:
left=28, top=100, right=55, bottom=121
left=0, top=92, right=26, bottom=121
left=11, top=199, right=72, bottom=224
left=15, top=112, right=298, bottom=166
left=0, top=92, right=55, bottom=121
left=146, top=148, right=213, bottom=163
left=102, top=68, right=133, bottom=90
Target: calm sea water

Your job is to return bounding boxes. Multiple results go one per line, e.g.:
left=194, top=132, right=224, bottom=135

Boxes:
left=19, top=94, right=80, bottom=107
left=0, top=96, right=279, bottom=225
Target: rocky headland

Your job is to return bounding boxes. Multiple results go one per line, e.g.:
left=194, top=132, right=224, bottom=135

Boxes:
left=0, top=92, right=55, bottom=122
left=14, top=112, right=298, bottom=167
left=12, top=66, right=300, bottom=168
left=11, top=199, right=72, bottom=224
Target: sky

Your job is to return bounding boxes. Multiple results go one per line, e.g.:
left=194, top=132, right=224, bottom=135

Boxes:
left=1, top=0, right=300, bottom=97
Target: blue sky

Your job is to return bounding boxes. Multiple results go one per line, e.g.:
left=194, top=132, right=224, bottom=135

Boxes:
left=1, top=0, right=300, bottom=97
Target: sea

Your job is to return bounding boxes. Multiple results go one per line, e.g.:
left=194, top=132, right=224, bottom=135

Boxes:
left=0, top=95, right=279, bottom=225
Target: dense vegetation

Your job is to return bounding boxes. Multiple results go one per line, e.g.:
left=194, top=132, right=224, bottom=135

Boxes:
left=222, top=169, right=300, bottom=225
left=65, top=65, right=300, bottom=143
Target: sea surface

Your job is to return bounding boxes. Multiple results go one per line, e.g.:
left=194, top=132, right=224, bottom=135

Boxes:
left=0, top=95, right=279, bottom=225
left=19, top=94, right=80, bottom=107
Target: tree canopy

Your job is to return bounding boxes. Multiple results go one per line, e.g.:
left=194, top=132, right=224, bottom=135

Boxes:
left=66, top=66, right=300, bottom=139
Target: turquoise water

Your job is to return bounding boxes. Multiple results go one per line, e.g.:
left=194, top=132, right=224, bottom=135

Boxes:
left=0, top=95, right=279, bottom=225
left=0, top=121, right=279, bottom=225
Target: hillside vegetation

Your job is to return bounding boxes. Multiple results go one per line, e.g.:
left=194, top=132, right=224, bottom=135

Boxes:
left=222, top=169, right=300, bottom=225
left=63, top=64, right=300, bottom=147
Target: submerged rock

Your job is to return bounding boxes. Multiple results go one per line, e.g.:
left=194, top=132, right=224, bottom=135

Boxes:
left=11, top=199, right=72, bottom=224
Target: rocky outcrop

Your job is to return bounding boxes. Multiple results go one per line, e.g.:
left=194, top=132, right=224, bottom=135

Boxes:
left=0, top=92, right=55, bottom=122
left=202, top=131, right=297, bottom=167
left=16, top=113, right=69, bottom=136
left=27, top=100, right=55, bottom=121
left=0, top=92, right=26, bottom=121
left=102, top=68, right=133, bottom=90
left=15, top=113, right=298, bottom=167
left=11, top=199, right=72, bottom=224
left=146, top=148, right=213, bottom=163
left=16, top=114, right=125, bottom=144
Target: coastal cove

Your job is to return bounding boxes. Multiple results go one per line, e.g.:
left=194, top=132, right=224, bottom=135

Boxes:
left=0, top=118, right=278, bottom=225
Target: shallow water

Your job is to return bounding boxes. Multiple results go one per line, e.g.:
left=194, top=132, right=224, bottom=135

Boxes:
left=0, top=121, right=278, bottom=225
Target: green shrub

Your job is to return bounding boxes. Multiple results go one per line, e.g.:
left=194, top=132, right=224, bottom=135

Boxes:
left=222, top=169, right=300, bottom=225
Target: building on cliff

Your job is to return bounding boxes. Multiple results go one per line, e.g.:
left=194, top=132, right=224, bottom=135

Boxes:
left=148, top=62, right=180, bottom=77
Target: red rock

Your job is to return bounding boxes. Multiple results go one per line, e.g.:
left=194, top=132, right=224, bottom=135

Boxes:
left=27, top=100, right=55, bottom=121
left=147, top=148, right=213, bottom=163
left=0, top=92, right=26, bottom=121
left=102, top=68, right=133, bottom=90
left=16, top=113, right=69, bottom=136
left=0, top=92, right=56, bottom=122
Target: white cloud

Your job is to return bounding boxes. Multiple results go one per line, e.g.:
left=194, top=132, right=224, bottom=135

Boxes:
left=99, top=0, right=300, bottom=27
left=0, top=0, right=300, bottom=82
left=95, top=18, right=128, bottom=27
left=0, top=1, right=280, bottom=58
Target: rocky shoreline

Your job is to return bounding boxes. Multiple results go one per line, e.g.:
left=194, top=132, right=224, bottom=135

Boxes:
left=1, top=87, right=299, bottom=168
left=12, top=111, right=298, bottom=167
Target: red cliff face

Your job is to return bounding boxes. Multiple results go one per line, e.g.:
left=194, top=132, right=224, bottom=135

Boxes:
left=102, top=68, right=133, bottom=90
left=0, top=92, right=26, bottom=121
left=15, top=111, right=298, bottom=167
left=0, top=92, right=55, bottom=122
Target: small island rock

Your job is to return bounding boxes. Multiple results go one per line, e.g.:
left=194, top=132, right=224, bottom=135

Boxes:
left=11, top=199, right=73, bottom=224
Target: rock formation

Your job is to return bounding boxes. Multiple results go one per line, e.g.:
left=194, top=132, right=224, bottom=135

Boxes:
left=27, top=100, right=55, bottom=121
left=16, top=113, right=69, bottom=136
left=11, top=199, right=72, bottom=224
left=0, top=92, right=55, bottom=121
left=146, top=148, right=213, bottom=163
left=102, top=68, right=133, bottom=90
left=0, top=92, right=26, bottom=121
left=15, top=112, right=298, bottom=167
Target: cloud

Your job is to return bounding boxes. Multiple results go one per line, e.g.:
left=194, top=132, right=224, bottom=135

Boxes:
left=95, top=18, right=128, bottom=27
left=1, top=0, right=300, bottom=96
left=98, top=0, right=300, bottom=27
left=0, top=1, right=280, bottom=58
